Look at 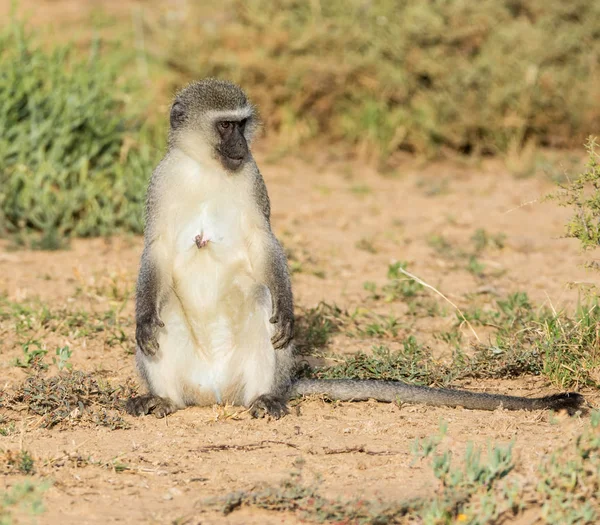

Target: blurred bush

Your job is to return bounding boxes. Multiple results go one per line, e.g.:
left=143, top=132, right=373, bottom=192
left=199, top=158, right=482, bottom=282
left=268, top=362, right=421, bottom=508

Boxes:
left=0, top=21, right=159, bottom=247
left=1, top=1, right=598, bottom=245
left=164, top=0, right=600, bottom=158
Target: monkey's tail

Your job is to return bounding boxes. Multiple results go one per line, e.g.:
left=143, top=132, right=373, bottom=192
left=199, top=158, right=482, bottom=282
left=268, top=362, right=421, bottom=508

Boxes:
left=290, top=379, right=585, bottom=414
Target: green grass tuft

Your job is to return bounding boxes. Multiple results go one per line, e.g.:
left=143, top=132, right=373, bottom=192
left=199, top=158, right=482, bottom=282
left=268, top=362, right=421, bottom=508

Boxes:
left=549, top=137, right=600, bottom=255
left=0, top=20, right=159, bottom=247
left=0, top=479, right=50, bottom=524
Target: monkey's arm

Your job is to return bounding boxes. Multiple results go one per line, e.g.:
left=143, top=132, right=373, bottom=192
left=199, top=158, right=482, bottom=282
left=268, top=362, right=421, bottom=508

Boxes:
left=135, top=245, right=166, bottom=356
left=251, top=169, right=294, bottom=349
left=136, top=170, right=171, bottom=356
left=262, top=234, right=295, bottom=349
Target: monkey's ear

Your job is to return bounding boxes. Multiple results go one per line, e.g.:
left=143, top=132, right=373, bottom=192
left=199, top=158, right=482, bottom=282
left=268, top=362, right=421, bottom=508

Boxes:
left=170, top=101, right=186, bottom=129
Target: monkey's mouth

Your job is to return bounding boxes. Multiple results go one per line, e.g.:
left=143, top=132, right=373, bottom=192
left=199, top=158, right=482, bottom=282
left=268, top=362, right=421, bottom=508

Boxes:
left=218, top=150, right=246, bottom=171
left=226, top=156, right=244, bottom=169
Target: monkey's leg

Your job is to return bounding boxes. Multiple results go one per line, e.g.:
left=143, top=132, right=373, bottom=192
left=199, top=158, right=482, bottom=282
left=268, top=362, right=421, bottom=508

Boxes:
left=126, top=394, right=179, bottom=418
left=249, top=345, right=294, bottom=419
left=129, top=303, right=197, bottom=417
left=235, top=283, right=291, bottom=419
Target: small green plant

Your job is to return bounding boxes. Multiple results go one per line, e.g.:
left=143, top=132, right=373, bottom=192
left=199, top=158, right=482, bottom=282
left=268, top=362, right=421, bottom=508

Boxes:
left=0, top=417, right=16, bottom=437
left=428, top=230, right=506, bottom=277
left=471, top=228, right=506, bottom=253
left=410, top=421, right=448, bottom=461
left=407, top=297, right=443, bottom=317
left=52, top=346, right=73, bottom=371
left=11, top=341, right=48, bottom=370
left=428, top=234, right=454, bottom=257
left=355, top=238, right=377, bottom=254
left=467, top=256, right=486, bottom=277
left=386, top=262, right=424, bottom=298
left=0, top=480, right=50, bottom=524
left=349, top=184, right=371, bottom=196
left=294, top=302, right=344, bottom=354
left=366, top=262, right=424, bottom=302
left=300, top=285, right=599, bottom=389
left=362, top=315, right=400, bottom=339
left=460, top=291, right=536, bottom=332
left=111, top=460, right=132, bottom=473
left=2, top=450, right=35, bottom=475
left=496, top=291, right=533, bottom=321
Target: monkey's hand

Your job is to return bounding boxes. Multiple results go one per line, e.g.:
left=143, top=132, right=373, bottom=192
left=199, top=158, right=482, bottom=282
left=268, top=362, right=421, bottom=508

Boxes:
left=270, top=301, right=294, bottom=350
left=136, top=313, right=165, bottom=356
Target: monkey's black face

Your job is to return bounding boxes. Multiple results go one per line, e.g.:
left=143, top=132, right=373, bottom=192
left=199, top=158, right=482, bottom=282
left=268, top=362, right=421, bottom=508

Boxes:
left=215, top=120, right=249, bottom=172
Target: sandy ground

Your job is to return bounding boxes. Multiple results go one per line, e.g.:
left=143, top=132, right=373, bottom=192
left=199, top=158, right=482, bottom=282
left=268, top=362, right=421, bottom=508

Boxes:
left=1, top=1, right=599, bottom=523
left=1, top=150, right=599, bottom=524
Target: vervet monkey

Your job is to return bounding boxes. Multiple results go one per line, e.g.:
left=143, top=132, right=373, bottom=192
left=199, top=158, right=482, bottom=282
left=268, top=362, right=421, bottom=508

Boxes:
left=126, top=79, right=584, bottom=419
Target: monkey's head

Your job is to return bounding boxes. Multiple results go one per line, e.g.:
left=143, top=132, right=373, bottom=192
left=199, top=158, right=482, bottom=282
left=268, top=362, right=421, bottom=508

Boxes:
left=168, top=78, right=259, bottom=172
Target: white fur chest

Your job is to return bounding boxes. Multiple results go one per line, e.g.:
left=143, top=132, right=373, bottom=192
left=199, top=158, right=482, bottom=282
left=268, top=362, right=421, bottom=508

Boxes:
left=174, top=196, right=244, bottom=255
left=154, top=150, right=261, bottom=305
left=158, top=153, right=253, bottom=252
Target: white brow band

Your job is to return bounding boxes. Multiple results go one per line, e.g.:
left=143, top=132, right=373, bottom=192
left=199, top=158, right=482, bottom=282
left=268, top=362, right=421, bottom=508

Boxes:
left=206, top=108, right=253, bottom=121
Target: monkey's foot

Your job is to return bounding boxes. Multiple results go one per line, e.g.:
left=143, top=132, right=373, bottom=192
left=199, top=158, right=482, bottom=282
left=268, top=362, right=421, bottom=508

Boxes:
left=126, top=395, right=179, bottom=418
left=194, top=233, right=210, bottom=249
left=249, top=394, right=289, bottom=420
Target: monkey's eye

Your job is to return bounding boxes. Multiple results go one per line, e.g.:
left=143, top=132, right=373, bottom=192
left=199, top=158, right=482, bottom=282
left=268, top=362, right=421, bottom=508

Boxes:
left=218, top=121, right=232, bottom=131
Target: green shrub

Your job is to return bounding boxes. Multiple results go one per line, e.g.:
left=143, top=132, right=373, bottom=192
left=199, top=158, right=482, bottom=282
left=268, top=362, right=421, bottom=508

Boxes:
left=0, top=21, right=159, bottom=247
left=164, top=0, right=600, bottom=158
left=550, top=137, right=600, bottom=254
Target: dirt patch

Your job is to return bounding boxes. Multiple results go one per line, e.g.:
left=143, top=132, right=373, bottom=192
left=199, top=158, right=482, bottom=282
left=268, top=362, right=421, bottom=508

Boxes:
left=1, top=149, right=598, bottom=523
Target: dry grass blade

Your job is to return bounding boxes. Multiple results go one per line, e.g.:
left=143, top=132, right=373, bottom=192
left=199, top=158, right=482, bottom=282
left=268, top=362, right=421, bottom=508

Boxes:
left=0, top=370, right=137, bottom=429
left=396, top=267, right=481, bottom=343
